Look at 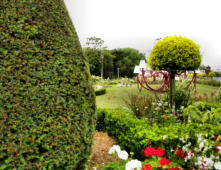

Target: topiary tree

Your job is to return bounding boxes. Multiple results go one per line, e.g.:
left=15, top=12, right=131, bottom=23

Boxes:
left=0, top=0, right=96, bottom=169
left=201, top=73, right=207, bottom=77
left=208, top=72, right=216, bottom=78
left=148, top=36, right=201, bottom=111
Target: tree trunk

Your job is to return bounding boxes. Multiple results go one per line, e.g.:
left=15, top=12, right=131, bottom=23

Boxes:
left=169, top=72, right=176, bottom=114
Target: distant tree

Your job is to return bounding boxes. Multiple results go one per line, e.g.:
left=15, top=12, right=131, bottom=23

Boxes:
left=199, top=65, right=206, bottom=70
left=149, top=36, right=201, bottom=111
left=84, top=37, right=115, bottom=78
left=111, top=48, right=145, bottom=78
left=205, top=65, right=211, bottom=75
left=84, top=48, right=101, bottom=76
left=102, top=50, right=116, bottom=78
left=85, top=37, right=106, bottom=49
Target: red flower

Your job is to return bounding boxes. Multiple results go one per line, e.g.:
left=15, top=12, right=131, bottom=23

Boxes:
left=216, top=144, right=221, bottom=152
left=158, top=158, right=171, bottom=167
left=214, top=136, right=218, bottom=141
left=174, top=149, right=184, bottom=158
left=169, top=167, right=181, bottom=170
left=156, top=147, right=165, bottom=157
left=144, top=146, right=156, bottom=157
left=142, top=163, right=152, bottom=170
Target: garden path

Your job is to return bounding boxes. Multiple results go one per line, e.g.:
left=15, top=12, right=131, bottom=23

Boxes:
left=88, top=131, right=121, bottom=169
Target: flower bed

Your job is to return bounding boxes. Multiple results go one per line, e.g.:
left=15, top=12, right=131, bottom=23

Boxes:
left=96, top=108, right=221, bottom=169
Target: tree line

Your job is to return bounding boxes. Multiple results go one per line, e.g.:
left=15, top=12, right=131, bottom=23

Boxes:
left=83, top=37, right=145, bottom=78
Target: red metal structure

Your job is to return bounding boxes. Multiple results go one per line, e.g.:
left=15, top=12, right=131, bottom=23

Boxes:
left=134, top=61, right=197, bottom=93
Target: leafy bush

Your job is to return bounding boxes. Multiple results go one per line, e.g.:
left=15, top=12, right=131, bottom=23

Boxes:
left=163, top=80, right=194, bottom=111
left=0, top=1, right=96, bottom=169
left=95, top=88, right=106, bottom=96
left=208, top=72, right=216, bottom=77
left=183, top=102, right=221, bottom=124
left=96, top=108, right=221, bottom=165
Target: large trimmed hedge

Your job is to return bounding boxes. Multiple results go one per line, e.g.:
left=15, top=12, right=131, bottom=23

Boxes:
left=0, top=1, right=96, bottom=169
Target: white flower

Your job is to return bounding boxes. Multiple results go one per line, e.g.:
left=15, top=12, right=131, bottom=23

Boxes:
left=125, top=159, right=142, bottom=170
left=109, top=145, right=121, bottom=154
left=155, top=107, right=160, bottom=110
left=163, top=135, right=166, bottom=140
left=152, top=102, right=156, bottom=105
left=180, top=137, right=185, bottom=142
left=158, top=102, right=162, bottom=106
left=214, top=162, right=221, bottom=170
left=117, top=150, right=128, bottom=160
left=199, top=142, right=204, bottom=150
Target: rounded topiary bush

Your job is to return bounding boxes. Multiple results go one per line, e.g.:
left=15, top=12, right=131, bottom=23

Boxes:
left=0, top=1, right=95, bottom=169
left=208, top=71, right=216, bottom=77
left=149, top=36, right=201, bottom=72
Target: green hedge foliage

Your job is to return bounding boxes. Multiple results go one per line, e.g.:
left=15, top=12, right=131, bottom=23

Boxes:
left=96, top=109, right=221, bottom=160
left=95, top=88, right=106, bottom=96
left=197, top=79, right=221, bottom=87
left=0, top=1, right=96, bottom=169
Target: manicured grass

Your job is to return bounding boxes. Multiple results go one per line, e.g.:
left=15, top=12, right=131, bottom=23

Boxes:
left=96, top=84, right=220, bottom=109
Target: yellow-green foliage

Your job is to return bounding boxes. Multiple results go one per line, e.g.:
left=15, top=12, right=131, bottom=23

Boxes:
left=201, top=73, right=207, bottom=77
left=208, top=72, right=216, bottom=77
left=219, top=72, right=221, bottom=77
left=148, top=36, right=202, bottom=72
left=187, top=73, right=193, bottom=77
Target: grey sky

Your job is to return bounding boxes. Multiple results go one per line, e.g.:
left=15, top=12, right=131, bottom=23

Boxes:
left=64, top=0, right=221, bottom=70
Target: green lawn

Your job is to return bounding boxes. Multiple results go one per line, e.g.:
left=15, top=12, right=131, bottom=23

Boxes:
left=96, top=84, right=220, bottom=109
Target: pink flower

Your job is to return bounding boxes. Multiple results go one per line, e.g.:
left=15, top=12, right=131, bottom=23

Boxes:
left=158, top=158, right=171, bottom=167
left=156, top=147, right=165, bottom=157
left=144, top=146, right=156, bottom=157
left=142, top=163, right=152, bottom=170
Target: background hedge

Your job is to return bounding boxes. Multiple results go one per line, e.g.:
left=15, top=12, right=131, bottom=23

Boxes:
left=0, top=0, right=96, bottom=169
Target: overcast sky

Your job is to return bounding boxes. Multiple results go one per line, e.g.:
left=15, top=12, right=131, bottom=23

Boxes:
left=64, top=0, right=221, bottom=70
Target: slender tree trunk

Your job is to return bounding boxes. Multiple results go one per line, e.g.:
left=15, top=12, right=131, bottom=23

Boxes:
left=169, top=72, right=176, bottom=114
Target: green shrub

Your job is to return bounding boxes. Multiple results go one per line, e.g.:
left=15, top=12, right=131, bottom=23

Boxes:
left=95, top=88, right=106, bottom=96
left=92, top=75, right=101, bottom=84
left=96, top=109, right=221, bottom=162
left=0, top=1, right=96, bottom=169
left=183, top=102, right=221, bottom=124
left=208, top=72, right=216, bottom=77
